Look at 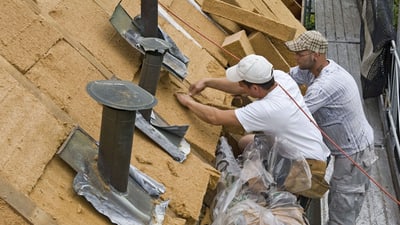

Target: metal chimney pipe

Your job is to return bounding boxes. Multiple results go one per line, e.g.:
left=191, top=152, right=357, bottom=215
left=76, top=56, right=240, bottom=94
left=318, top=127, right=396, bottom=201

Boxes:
left=141, top=0, right=158, bottom=37
left=138, top=38, right=170, bottom=121
left=137, top=0, right=170, bottom=121
left=97, top=106, right=136, bottom=192
left=86, top=80, right=157, bottom=193
left=138, top=49, right=164, bottom=120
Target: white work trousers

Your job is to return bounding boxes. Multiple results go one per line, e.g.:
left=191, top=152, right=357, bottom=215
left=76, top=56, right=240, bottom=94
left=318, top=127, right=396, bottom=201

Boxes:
left=327, top=145, right=377, bottom=225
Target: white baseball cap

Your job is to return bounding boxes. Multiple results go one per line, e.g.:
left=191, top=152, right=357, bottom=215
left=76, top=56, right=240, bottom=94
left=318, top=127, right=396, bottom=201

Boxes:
left=226, top=54, right=274, bottom=84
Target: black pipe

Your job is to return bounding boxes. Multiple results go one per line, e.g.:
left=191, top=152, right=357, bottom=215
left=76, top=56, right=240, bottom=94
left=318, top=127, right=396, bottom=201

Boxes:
left=141, top=0, right=158, bottom=37
left=97, top=106, right=136, bottom=193
left=138, top=50, right=164, bottom=121
left=138, top=0, right=168, bottom=121
left=86, top=80, right=157, bottom=193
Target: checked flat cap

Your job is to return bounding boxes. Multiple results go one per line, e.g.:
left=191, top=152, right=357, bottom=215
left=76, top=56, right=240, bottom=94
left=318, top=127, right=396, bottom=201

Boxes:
left=285, top=30, right=328, bottom=54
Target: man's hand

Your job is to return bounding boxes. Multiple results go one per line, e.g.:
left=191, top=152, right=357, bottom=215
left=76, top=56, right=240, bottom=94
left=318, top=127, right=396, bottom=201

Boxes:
left=174, top=91, right=240, bottom=126
left=175, top=92, right=194, bottom=107
left=189, top=79, right=208, bottom=96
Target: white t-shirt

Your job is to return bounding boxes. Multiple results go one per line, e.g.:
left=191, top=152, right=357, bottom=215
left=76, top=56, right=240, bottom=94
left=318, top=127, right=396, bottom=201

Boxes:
left=235, top=70, right=330, bottom=160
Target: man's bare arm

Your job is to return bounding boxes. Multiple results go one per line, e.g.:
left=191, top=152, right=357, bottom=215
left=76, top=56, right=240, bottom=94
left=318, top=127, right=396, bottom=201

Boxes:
left=189, top=78, right=246, bottom=96
left=175, top=93, right=241, bottom=126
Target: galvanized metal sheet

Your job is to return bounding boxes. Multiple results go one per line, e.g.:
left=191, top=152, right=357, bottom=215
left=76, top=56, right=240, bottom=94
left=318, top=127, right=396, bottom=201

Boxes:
left=110, top=3, right=188, bottom=80
left=135, top=112, right=189, bottom=162
left=57, top=126, right=168, bottom=225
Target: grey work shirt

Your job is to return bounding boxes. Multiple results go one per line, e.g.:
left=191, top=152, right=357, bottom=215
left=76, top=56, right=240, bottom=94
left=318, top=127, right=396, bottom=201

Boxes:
left=289, top=60, right=374, bottom=156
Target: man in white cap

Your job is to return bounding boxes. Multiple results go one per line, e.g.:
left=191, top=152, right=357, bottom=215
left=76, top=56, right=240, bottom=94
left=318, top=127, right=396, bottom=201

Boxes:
left=175, top=54, right=330, bottom=202
left=285, top=30, right=378, bottom=225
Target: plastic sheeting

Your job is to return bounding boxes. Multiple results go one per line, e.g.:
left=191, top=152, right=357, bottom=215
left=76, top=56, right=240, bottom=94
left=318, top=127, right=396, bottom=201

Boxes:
left=211, top=135, right=310, bottom=225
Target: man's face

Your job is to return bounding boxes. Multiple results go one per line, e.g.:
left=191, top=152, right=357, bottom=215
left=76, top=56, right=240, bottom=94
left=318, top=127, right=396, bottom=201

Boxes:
left=295, top=50, right=315, bottom=70
left=238, top=81, right=256, bottom=97
left=238, top=81, right=263, bottom=99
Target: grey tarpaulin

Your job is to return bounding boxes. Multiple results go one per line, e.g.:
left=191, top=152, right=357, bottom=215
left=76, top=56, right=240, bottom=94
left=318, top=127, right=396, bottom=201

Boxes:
left=359, top=0, right=395, bottom=98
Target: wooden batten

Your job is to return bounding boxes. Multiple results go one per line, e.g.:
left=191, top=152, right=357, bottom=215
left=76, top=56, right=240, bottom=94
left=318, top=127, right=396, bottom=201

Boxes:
left=281, top=0, right=302, bottom=20
left=202, top=0, right=297, bottom=42
left=221, top=30, right=255, bottom=66
left=260, top=0, right=306, bottom=37
left=249, top=32, right=291, bottom=72
left=160, top=0, right=229, bottom=66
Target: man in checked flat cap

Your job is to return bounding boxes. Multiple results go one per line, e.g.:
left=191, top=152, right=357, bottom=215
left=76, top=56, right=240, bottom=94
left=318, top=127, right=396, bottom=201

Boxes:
left=285, top=30, right=378, bottom=225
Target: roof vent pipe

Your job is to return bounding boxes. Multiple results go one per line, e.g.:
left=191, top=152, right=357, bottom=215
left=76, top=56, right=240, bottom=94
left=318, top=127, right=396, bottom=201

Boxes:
left=141, top=0, right=158, bottom=37
left=137, top=38, right=171, bottom=121
left=138, top=0, right=171, bottom=121
left=86, top=80, right=157, bottom=193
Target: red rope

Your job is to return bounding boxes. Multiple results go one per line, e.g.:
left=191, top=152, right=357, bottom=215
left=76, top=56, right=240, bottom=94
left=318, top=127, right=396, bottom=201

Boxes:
left=158, top=2, right=400, bottom=206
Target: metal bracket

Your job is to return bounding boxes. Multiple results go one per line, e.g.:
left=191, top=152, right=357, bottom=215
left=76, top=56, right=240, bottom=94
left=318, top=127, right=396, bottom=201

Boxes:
left=110, top=2, right=188, bottom=80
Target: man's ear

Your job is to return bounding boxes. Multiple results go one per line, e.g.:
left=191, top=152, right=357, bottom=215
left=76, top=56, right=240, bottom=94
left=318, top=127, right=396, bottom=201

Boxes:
left=312, top=52, right=319, bottom=62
